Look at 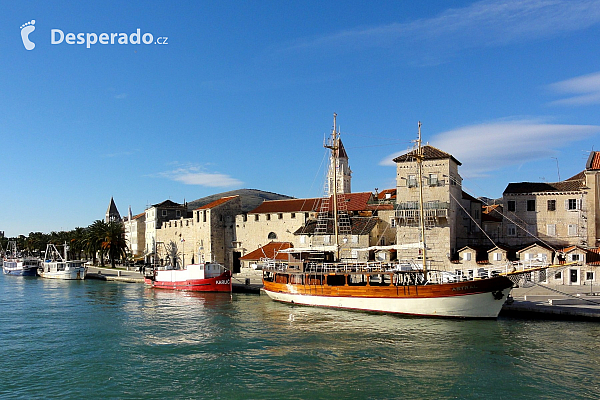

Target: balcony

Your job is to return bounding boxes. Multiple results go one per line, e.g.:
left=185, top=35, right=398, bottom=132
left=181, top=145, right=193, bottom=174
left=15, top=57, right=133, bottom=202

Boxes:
left=395, top=201, right=449, bottom=220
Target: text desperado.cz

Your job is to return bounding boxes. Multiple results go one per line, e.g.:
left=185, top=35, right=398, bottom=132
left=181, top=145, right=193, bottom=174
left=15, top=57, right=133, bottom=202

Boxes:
left=51, top=29, right=167, bottom=48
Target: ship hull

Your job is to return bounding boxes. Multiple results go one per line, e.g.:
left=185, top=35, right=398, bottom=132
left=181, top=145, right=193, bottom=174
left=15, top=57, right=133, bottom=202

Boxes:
left=145, top=270, right=232, bottom=292
left=39, top=268, right=86, bottom=280
left=2, top=266, right=38, bottom=276
left=263, top=276, right=513, bottom=319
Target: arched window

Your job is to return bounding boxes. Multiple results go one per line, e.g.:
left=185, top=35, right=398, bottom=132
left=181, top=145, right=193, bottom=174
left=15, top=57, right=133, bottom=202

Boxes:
left=268, top=232, right=277, bottom=240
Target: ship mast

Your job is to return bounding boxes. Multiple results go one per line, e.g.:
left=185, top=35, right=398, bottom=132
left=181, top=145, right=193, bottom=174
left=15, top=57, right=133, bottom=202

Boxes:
left=416, top=121, right=427, bottom=275
left=325, top=113, right=340, bottom=260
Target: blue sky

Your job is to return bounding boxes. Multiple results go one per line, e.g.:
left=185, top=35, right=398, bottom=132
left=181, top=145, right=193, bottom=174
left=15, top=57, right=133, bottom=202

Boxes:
left=2, top=0, right=600, bottom=237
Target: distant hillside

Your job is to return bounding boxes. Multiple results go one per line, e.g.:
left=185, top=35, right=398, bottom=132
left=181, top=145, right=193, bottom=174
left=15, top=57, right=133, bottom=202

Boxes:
left=187, top=189, right=294, bottom=213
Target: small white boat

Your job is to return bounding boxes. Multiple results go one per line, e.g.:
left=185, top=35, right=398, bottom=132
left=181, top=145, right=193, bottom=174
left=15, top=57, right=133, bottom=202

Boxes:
left=2, top=241, right=40, bottom=276
left=39, top=243, right=86, bottom=280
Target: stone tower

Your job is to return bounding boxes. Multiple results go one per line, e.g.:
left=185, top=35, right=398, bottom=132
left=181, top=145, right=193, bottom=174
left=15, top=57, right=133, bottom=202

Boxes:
left=327, top=137, right=352, bottom=196
left=105, top=197, right=121, bottom=223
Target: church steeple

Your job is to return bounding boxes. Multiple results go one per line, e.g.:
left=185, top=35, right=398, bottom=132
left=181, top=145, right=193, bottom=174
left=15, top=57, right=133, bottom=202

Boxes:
left=327, top=136, right=352, bottom=196
left=105, top=197, right=122, bottom=223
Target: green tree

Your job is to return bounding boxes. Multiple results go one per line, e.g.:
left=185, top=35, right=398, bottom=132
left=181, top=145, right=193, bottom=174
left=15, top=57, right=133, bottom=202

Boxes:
left=101, top=221, right=128, bottom=268
left=85, top=220, right=108, bottom=266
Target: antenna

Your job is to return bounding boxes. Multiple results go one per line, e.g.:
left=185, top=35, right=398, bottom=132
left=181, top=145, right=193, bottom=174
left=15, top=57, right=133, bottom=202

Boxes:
left=551, top=157, right=560, bottom=181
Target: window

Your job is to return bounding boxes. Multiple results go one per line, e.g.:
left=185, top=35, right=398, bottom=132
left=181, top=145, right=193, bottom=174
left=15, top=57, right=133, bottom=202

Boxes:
left=548, top=200, right=556, bottom=211
left=268, top=232, right=277, bottom=240
left=507, top=200, right=516, bottom=212
left=254, top=215, right=259, bottom=221
left=407, top=175, right=417, bottom=188
left=507, top=224, right=517, bottom=236
left=547, top=224, right=556, bottom=236
left=463, top=252, right=472, bottom=261
left=429, top=174, right=438, bottom=186
left=203, top=211, right=207, bottom=222
left=586, top=272, right=595, bottom=281
left=566, top=199, right=581, bottom=210
left=242, top=215, right=247, bottom=222
left=527, top=200, right=535, bottom=212
left=555, top=271, right=562, bottom=280
left=300, top=235, right=306, bottom=244
left=352, top=235, right=359, bottom=243
left=570, top=254, right=580, bottom=261
left=324, top=235, right=331, bottom=244
left=493, top=252, right=502, bottom=261
left=162, top=210, right=167, bottom=217
left=278, top=213, right=283, bottom=219
left=266, top=214, right=271, bottom=221
left=291, top=213, right=296, bottom=219
left=390, top=218, right=397, bottom=228
left=568, top=224, right=578, bottom=236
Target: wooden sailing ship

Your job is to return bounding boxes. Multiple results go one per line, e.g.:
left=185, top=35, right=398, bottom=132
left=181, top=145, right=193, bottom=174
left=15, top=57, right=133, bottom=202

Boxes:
left=262, top=117, right=520, bottom=318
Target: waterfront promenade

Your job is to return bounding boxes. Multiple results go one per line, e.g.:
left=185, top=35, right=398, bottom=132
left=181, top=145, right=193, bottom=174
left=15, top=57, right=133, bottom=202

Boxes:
left=85, top=267, right=600, bottom=320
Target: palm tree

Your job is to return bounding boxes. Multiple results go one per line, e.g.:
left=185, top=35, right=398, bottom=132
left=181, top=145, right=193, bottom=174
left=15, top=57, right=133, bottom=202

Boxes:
left=101, top=221, right=128, bottom=268
left=85, top=220, right=108, bottom=266
left=165, top=240, right=181, bottom=269
left=69, top=227, right=86, bottom=260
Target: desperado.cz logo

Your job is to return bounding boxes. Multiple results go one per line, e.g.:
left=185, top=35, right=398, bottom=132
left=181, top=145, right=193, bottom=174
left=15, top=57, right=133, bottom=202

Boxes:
left=20, top=19, right=168, bottom=50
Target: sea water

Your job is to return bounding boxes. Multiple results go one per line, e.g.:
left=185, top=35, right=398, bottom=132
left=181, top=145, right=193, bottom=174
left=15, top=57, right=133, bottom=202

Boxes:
left=1, top=273, right=599, bottom=399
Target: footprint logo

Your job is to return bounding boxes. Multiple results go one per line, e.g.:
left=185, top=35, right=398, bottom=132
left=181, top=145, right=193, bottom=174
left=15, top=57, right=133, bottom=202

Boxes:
left=20, top=20, right=36, bottom=50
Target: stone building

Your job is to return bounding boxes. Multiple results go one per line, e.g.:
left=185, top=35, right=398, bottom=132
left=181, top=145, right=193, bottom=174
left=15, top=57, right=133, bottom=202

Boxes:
left=393, top=145, right=482, bottom=269
left=144, top=200, right=189, bottom=264
left=123, top=207, right=146, bottom=259
left=235, top=192, right=396, bottom=267
left=501, top=151, right=600, bottom=249
left=155, top=196, right=242, bottom=271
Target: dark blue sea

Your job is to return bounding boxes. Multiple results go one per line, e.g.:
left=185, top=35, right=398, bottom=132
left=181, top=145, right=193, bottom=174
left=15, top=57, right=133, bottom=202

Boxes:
left=1, top=272, right=599, bottom=399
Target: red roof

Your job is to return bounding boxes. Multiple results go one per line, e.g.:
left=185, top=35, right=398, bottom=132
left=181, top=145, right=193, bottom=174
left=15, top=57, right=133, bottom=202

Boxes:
left=587, top=152, right=600, bottom=170
left=250, top=192, right=374, bottom=214
left=240, top=242, right=292, bottom=261
left=377, top=188, right=396, bottom=200
left=195, top=196, right=238, bottom=210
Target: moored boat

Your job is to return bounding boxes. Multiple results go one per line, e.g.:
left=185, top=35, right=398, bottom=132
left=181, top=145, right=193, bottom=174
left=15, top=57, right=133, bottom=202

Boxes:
left=2, top=241, right=40, bottom=276
left=145, top=262, right=232, bottom=292
left=39, top=243, right=86, bottom=280
left=262, top=117, right=536, bottom=319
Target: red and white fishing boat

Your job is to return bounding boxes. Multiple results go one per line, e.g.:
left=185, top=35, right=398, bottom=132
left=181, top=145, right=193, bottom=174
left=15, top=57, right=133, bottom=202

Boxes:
left=262, top=118, right=535, bottom=319
left=145, top=262, right=232, bottom=292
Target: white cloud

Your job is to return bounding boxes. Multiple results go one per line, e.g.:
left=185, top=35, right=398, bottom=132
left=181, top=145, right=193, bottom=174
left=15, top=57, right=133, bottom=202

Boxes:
left=381, top=120, right=600, bottom=178
left=286, top=0, right=600, bottom=63
left=153, top=165, right=242, bottom=187
left=548, top=71, right=600, bottom=105
left=114, top=93, right=128, bottom=99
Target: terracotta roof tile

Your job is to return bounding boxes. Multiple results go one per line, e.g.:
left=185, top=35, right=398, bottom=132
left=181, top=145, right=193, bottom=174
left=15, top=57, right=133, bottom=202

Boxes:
left=240, top=242, right=292, bottom=261
left=377, top=188, right=396, bottom=200
left=294, top=217, right=379, bottom=235
left=195, top=195, right=238, bottom=210
left=586, top=152, right=600, bottom=170
left=392, top=145, right=461, bottom=166
left=250, top=192, right=374, bottom=214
